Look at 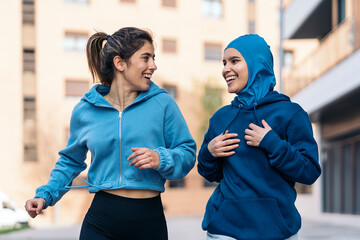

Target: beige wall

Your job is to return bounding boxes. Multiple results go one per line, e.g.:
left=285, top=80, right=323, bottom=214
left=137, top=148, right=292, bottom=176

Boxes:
left=1, top=0, right=281, bottom=226
left=0, top=0, right=25, bottom=203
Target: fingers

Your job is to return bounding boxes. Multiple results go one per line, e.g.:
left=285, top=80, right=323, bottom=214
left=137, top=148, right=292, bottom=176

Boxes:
left=245, top=120, right=272, bottom=146
left=220, top=131, right=239, bottom=141
left=128, top=148, right=160, bottom=169
left=248, top=123, right=262, bottom=131
left=25, top=198, right=45, bottom=218
left=127, top=147, right=145, bottom=161
left=35, top=199, right=45, bottom=215
left=214, top=144, right=239, bottom=157
left=262, top=119, right=272, bottom=130
left=244, top=134, right=256, bottom=146
left=208, top=130, right=240, bottom=157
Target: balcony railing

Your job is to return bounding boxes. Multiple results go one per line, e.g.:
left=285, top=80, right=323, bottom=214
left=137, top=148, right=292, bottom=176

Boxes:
left=284, top=17, right=356, bottom=96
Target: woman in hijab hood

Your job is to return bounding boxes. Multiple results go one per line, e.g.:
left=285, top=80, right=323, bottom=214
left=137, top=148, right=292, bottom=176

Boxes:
left=197, top=34, right=321, bottom=240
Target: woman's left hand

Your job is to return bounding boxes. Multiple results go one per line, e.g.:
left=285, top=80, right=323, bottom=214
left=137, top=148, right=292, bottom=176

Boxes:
left=244, top=119, right=272, bottom=147
left=128, top=147, right=160, bottom=169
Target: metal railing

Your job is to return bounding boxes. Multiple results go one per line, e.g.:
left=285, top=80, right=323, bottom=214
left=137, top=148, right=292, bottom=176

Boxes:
left=284, top=17, right=356, bottom=96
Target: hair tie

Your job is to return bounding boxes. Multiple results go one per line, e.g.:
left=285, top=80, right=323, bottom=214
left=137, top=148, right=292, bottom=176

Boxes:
left=106, top=35, right=111, bottom=40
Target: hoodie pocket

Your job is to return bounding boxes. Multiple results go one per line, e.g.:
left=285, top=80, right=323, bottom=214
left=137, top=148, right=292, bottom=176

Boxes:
left=207, top=198, right=291, bottom=240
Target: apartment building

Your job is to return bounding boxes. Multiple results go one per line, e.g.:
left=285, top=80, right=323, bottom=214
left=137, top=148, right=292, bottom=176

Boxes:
left=0, top=0, right=281, bottom=225
left=282, top=0, right=360, bottom=224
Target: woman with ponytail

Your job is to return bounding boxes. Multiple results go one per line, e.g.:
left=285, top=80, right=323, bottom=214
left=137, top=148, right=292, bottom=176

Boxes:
left=25, top=27, right=196, bottom=240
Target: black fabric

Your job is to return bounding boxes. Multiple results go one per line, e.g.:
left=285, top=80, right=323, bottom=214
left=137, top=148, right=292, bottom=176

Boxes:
left=80, top=191, right=168, bottom=240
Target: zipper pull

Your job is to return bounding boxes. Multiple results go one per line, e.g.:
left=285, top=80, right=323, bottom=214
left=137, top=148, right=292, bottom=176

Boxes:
left=119, top=112, right=122, bottom=119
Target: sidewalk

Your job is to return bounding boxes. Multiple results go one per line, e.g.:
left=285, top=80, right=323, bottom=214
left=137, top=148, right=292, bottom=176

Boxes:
left=0, top=215, right=360, bottom=239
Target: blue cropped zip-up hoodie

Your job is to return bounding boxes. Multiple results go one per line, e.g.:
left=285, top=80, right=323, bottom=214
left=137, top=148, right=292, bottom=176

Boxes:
left=35, top=82, right=196, bottom=208
left=197, top=35, right=321, bottom=240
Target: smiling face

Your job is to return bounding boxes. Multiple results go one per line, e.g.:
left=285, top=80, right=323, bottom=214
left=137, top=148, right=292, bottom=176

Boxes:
left=122, top=41, right=157, bottom=92
left=222, top=48, right=249, bottom=94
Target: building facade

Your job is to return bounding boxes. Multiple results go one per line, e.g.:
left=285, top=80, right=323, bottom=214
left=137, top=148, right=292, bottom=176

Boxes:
left=0, top=0, right=281, bottom=226
left=282, top=0, right=360, bottom=225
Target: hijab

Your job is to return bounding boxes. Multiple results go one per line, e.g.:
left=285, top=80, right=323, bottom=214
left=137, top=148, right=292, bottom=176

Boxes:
left=225, top=34, right=276, bottom=106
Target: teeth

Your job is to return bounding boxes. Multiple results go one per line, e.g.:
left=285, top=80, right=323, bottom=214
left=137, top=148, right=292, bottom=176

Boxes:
left=144, top=74, right=152, bottom=79
left=226, top=76, right=236, bottom=81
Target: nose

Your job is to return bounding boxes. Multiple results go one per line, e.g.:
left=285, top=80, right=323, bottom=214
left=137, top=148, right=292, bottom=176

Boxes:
left=149, top=60, right=157, bottom=71
left=222, top=63, right=230, bottom=77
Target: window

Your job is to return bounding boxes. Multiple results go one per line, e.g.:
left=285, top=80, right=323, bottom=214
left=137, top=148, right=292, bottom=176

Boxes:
left=162, top=38, right=177, bottom=54
left=120, top=0, right=136, bottom=3
left=323, top=135, right=360, bottom=215
left=337, top=0, right=346, bottom=24
left=22, top=0, right=35, bottom=25
left=169, top=179, right=185, bottom=188
left=64, top=0, right=89, bottom=4
left=248, top=21, right=255, bottom=34
left=355, top=141, right=360, bottom=214
left=163, top=84, right=178, bottom=99
left=248, top=0, right=256, bottom=34
left=201, top=0, right=223, bottom=19
left=65, top=80, right=89, bottom=97
left=24, top=97, right=37, bottom=161
left=162, top=0, right=176, bottom=8
left=23, top=49, right=35, bottom=72
left=64, top=32, right=88, bottom=52
left=204, top=43, right=222, bottom=61
left=283, top=50, right=293, bottom=69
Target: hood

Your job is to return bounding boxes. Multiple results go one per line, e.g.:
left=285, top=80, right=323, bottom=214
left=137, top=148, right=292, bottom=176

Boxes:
left=82, top=81, right=166, bottom=107
left=225, top=34, right=276, bottom=106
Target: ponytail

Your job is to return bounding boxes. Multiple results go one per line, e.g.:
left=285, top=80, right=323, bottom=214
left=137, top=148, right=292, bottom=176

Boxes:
left=86, top=32, right=109, bottom=85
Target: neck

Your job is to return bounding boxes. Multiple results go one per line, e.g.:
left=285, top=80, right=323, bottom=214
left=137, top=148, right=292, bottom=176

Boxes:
left=106, top=78, right=139, bottom=110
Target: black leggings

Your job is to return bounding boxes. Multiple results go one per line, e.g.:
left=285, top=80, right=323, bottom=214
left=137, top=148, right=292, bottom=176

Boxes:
left=80, top=191, right=168, bottom=240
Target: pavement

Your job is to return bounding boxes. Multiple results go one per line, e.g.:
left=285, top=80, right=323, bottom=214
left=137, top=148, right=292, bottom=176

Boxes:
left=0, top=215, right=360, bottom=240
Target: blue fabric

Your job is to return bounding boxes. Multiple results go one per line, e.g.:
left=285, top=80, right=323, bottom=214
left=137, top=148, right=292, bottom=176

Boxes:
left=225, top=34, right=276, bottom=106
left=35, top=82, right=196, bottom=208
left=198, top=34, right=321, bottom=240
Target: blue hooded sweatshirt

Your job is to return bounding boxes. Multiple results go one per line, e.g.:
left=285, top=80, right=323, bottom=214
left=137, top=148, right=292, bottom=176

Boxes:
left=197, top=35, right=321, bottom=240
left=35, top=82, right=196, bottom=208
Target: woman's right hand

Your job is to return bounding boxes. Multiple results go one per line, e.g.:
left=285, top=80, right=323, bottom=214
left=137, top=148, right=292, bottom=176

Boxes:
left=25, top=198, right=46, bottom=218
left=208, top=130, right=240, bottom=157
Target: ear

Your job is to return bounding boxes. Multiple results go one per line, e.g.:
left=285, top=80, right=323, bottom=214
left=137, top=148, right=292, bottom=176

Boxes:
left=113, top=56, right=126, bottom=72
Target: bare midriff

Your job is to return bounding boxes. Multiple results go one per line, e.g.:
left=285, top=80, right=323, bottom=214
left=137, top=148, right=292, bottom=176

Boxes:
left=103, top=189, right=160, bottom=199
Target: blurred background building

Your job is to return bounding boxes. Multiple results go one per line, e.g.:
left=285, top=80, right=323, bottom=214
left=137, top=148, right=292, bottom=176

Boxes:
left=1, top=0, right=358, bottom=229
left=282, top=0, right=360, bottom=225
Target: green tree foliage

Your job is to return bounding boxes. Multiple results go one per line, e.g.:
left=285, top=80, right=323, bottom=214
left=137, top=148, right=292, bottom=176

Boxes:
left=199, top=84, right=223, bottom=138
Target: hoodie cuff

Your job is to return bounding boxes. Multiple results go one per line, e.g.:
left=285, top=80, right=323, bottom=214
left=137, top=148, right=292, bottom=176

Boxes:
left=34, top=191, right=52, bottom=209
left=259, top=129, right=281, bottom=153
left=154, top=147, right=168, bottom=173
left=200, top=144, right=217, bottom=162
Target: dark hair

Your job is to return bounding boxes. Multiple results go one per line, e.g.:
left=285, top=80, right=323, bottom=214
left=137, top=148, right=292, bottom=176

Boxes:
left=86, top=27, right=153, bottom=86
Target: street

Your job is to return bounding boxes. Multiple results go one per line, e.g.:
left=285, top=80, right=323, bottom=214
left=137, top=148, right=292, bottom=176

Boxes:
left=0, top=215, right=360, bottom=240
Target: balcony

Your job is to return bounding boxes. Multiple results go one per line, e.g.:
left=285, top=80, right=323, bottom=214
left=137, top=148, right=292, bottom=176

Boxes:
left=284, top=17, right=356, bottom=96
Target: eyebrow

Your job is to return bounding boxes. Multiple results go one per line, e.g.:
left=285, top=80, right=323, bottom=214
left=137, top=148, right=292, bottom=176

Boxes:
left=223, top=56, right=241, bottom=63
left=141, top=52, right=155, bottom=57
left=227, top=56, right=241, bottom=61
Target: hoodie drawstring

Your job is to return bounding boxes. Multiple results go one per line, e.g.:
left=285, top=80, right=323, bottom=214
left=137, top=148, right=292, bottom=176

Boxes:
left=224, top=103, right=262, bottom=133
left=65, top=177, right=111, bottom=189
left=223, top=104, right=242, bottom=134
left=253, top=102, right=261, bottom=125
